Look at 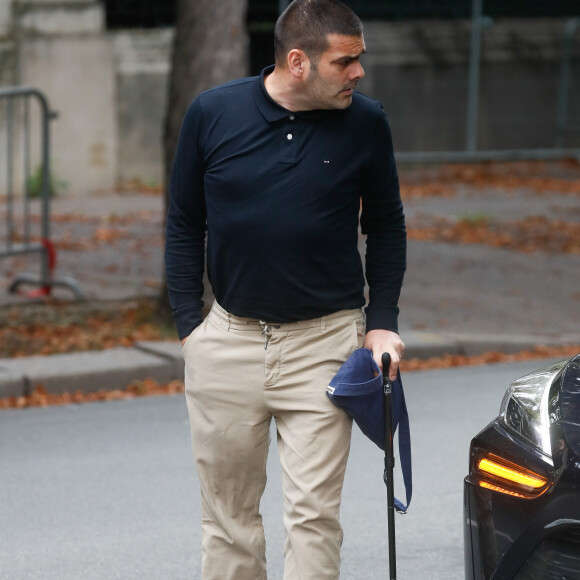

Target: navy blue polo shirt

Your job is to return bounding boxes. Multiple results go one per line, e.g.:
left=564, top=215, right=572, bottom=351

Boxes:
left=165, top=66, right=406, bottom=340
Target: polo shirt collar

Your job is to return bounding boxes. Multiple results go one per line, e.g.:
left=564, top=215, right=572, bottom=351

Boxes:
left=254, top=65, right=326, bottom=122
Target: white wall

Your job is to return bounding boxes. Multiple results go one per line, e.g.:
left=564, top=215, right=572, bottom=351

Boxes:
left=21, top=36, right=117, bottom=195
left=10, top=0, right=117, bottom=195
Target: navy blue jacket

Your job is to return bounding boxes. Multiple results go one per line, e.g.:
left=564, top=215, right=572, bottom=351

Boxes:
left=165, top=67, right=406, bottom=340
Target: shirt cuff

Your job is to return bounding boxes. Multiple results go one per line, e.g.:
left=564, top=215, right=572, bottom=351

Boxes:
left=364, top=306, right=399, bottom=334
left=173, top=308, right=203, bottom=341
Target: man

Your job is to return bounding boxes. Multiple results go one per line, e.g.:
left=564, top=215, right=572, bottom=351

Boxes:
left=165, top=0, right=406, bottom=578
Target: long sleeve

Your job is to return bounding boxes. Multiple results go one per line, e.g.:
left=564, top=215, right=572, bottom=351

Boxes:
left=164, top=98, right=207, bottom=339
left=360, top=108, right=407, bottom=333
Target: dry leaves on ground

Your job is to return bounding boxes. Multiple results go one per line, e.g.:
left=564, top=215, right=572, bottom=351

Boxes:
left=0, top=303, right=165, bottom=358
left=24, top=211, right=160, bottom=225
left=7, top=211, right=161, bottom=251
left=0, top=379, right=185, bottom=409
left=408, top=215, right=580, bottom=254
left=400, top=160, right=580, bottom=199
left=115, top=178, right=164, bottom=196
left=401, top=344, right=580, bottom=372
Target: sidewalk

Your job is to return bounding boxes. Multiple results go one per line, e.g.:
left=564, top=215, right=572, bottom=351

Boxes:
left=1, top=164, right=580, bottom=398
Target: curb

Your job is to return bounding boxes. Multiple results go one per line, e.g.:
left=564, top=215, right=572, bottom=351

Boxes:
left=0, top=343, right=183, bottom=398
left=403, top=330, right=580, bottom=359
left=1, top=334, right=579, bottom=399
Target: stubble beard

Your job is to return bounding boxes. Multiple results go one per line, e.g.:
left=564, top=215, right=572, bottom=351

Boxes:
left=307, top=71, right=355, bottom=110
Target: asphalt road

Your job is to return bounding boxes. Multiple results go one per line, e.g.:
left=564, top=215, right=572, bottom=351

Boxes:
left=0, top=358, right=565, bottom=579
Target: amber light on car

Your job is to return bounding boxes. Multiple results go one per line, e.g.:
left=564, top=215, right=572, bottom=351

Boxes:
left=473, top=452, right=551, bottom=499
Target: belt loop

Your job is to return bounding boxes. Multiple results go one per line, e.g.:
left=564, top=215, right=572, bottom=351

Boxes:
left=320, top=316, right=326, bottom=333
left=227, top=311, right=231, bottom=332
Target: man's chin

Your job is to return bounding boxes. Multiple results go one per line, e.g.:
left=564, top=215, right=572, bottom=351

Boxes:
left=335, top=95, right=353, bottom=109
left=313, top=94, right=354, bottom=110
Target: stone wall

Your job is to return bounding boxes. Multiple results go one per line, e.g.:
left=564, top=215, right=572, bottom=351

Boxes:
left=112, top=29, right=172, bottom=186
left=0, top=0, right=11, bottom=38
left=363, top=19, right=580, bottom=151
left=1, top=1, right=578, bottom=197
left=0, top=0, right=16, bottom=94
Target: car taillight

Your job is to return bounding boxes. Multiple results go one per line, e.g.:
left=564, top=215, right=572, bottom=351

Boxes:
left=472, top=452, right=551, bottom=499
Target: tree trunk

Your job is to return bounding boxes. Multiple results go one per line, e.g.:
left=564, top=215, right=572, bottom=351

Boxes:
left=157, top=0, right=249, bottom=323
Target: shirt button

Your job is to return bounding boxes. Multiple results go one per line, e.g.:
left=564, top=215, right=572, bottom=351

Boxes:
left=289, top=115, right=295, bottom=120
left=287, top=133, right=293, bottom=140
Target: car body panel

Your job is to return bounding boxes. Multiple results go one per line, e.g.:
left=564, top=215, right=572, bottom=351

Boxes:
left=464, top=354, right=580, bottom=580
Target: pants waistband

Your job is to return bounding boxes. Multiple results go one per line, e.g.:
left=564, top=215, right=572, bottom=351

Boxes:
left=209, top=301, right=364, bottom=333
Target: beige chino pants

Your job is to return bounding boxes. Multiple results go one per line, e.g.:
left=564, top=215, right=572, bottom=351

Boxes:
left=182, top=301, right=365, bottom=580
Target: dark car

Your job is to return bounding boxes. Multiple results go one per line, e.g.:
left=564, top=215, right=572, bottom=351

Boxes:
left=464, top=353, right=580, bottom=580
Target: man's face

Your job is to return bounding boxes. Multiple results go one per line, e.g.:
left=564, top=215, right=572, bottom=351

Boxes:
left=302, top=33, right=366, bottom=110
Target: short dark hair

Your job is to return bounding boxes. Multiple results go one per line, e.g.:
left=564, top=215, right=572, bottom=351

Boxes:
left=274, top=0, right=363, bottom=67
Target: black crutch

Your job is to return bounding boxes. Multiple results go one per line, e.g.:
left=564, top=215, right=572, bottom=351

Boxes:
left=382, top=352, right=397, bottom=580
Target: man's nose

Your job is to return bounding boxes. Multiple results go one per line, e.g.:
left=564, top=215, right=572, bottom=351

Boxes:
left=351, top=62, right=365, bottom=80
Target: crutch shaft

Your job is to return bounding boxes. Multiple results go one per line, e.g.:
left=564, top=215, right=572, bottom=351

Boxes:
left=382, top=352, right=397, bottom=580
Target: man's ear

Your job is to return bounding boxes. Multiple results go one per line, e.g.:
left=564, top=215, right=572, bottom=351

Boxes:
left=287, top=49, right=310, bottom=78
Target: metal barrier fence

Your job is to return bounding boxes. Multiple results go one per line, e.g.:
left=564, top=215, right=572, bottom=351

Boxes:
left=395, top=4, right=580, bottom=165
left=269, top=1, right=580, bottom=163
left=556, top=17, right=580, bottom=148
left=0, top=87, right=84, bottom=299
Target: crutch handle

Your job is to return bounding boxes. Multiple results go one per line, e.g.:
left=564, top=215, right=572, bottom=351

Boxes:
left=382, top=352, right=394, bottom=460
left=381, top=352, right=392, bottom=380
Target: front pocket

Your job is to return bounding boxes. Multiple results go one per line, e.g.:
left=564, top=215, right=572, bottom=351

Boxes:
left=181, top=319, right=206, bottom=357
left=353, top=316, right=366, bottom=349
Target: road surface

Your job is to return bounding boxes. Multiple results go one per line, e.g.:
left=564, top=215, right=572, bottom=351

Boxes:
left=0, top=358, right=564, bottom=579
